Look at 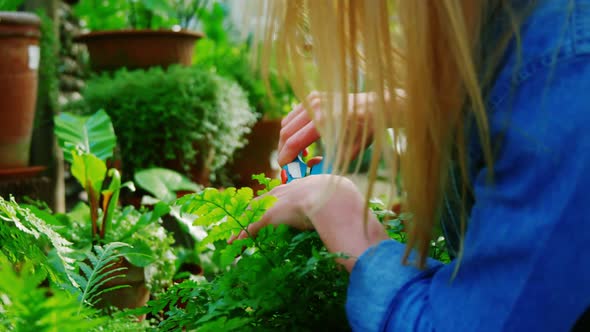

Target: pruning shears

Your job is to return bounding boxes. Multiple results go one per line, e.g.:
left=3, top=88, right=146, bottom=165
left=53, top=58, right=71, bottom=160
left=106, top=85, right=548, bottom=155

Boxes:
left=280, top=149, right=333, bottom=184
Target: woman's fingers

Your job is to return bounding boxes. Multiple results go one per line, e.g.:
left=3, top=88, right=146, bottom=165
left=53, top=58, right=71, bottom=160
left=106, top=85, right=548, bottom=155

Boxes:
left=278, top=108, right=312, bottom=152
left=278, top=121, right=321, bottom=166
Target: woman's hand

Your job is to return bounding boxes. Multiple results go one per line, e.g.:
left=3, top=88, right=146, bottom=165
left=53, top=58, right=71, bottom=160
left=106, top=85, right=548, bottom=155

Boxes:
left=277, top=92, right=378, bottom=167
left=230, top=175, right=389, bottom=272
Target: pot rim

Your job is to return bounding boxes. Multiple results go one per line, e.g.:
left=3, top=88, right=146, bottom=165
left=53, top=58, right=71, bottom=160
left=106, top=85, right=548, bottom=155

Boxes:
left=0, top=11, right=40, bottom=27
left=74, top=29, right=204, bottom=43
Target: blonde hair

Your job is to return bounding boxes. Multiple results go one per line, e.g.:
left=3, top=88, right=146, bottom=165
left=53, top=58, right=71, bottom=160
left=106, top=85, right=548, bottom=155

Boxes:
left=255, top=1, right=527, bottom=267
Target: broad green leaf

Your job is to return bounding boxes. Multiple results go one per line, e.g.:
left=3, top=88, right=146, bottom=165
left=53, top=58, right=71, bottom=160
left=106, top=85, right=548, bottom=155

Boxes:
left=120, top=241, right=154, bottom=267
left=71, top=153, right=107, bottom=194
left=117, top=202, right=171, bottom=242
left=54, top=110, right=116, bottom=163
left=134, top=167, right=201, bottom=202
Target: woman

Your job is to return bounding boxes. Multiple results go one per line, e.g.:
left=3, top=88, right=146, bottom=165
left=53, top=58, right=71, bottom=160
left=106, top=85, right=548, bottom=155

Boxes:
left=238, top=1, right=590, bottom=331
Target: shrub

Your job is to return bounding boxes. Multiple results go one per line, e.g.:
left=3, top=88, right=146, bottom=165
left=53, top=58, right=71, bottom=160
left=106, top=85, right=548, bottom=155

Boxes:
left=74, top=65, right=256, bottom=182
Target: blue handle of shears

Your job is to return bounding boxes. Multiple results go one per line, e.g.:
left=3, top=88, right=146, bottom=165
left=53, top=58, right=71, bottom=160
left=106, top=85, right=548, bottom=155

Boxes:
left=281, top=153, right=333, bottom=184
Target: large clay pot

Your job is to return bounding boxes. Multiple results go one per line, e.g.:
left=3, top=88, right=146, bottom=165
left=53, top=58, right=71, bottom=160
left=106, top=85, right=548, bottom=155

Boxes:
left=229, top=118, right=282, bottom=192
left=74, top=29, right=203, bottom=72
left=0, top=12, right=40, bottom=168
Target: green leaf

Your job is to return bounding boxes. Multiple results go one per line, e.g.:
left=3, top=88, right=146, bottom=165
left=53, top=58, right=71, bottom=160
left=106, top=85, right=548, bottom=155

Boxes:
left=134, top=167, right=201, bottom=202
left=119, top=241, right=154, bottom=267
left=54, top=110, right=116, bottom=163
left=117, top=201, right=170, bottom=242
left=71, top=153, right=107, bottom=194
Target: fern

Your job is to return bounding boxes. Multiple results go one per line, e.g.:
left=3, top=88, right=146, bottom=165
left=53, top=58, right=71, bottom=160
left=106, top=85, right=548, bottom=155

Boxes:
left=178, top=187, right=277, bottom=247
left=70, top=242, right=132, bottom=310
left=0, top=196, right=75, bottom=284
left=0, top=253, right=106, bottom=332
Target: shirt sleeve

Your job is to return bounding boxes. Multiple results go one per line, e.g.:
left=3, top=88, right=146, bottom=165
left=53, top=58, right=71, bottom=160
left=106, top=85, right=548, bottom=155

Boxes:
left=346, top=57, right=590, bottom=331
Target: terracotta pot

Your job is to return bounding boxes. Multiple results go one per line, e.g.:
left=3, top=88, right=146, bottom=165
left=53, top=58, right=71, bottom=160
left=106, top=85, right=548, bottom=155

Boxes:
left=74, top=29, right=203, bottom=72
left=0, top=12, right=40, bottom=168
left=229, top=118, right=282, bottom=192
left=97, top=257, right=150, bottom=315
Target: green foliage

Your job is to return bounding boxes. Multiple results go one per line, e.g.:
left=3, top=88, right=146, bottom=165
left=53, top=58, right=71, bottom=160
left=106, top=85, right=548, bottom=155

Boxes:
left=0, top=254, right=107, bottom=332
left=134, top=167, right=201, bottom=202
left=69, top=242, right=131, bottom=308
left=134, top=179, right=350, bottom=331
left=74, top=66, right=256, bottom=181
left=0, top=0, right=22, bottom=11
left=251, top=173, right=281, bottom=195
left=54, top=110, right=117, bottom=164
left=369, top=198, right=451, bottom=263
left=195, top=4, right=295, bottom=119
left=179, top=187, right=276, bottom=250
left=0, top=196, right=75, bottom=284
left=73, top=0, right=208, bottom=30
left=37, top=10, right=59, bottom=112
left=54, top=110, right=177, bottom=292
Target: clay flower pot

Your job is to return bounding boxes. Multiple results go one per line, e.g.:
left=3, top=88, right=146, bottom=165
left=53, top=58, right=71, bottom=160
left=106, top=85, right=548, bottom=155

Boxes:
left=0, top=12, right=41, bottom=168
left=74, top=29, right=203, bottom=72
left=229, top=118, right=282, bottom=192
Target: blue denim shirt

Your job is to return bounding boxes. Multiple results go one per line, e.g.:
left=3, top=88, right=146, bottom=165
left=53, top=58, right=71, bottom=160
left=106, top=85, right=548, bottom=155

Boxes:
left=346, top=1, right=590, bottom=331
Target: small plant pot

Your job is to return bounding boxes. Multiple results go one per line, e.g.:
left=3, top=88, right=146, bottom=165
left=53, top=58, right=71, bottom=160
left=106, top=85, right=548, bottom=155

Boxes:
left=74, top=29, right=204, bottom=72
left=228, top=118, right=282, bottom=192
left=0, top=12, right=41, bottom=168
left=97, top=257, right=150, bottom=316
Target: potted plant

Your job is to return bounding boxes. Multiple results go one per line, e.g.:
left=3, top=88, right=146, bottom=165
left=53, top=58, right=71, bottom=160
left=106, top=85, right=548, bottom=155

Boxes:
left=72, top=0, right=207, bottom=71
left=0, top=2, right=41, bottom=169
left=70, top=65, right=256, bottom=186
left=52, top=109, right=177, bottom=311
left=194, top=3, right=295, bottom=190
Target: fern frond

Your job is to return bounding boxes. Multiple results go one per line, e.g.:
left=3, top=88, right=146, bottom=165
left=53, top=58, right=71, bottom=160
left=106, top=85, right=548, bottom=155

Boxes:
left=0, top=196, right=75, bottom=284
left=73, top=242, right=131, bottom=310
left=178, top=187, right=276, bottom=245
left=0, top=253, right=106, bottom=332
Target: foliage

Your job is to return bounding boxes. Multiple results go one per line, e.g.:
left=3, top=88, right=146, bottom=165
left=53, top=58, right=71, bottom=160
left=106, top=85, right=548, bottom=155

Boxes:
left=134, top=167, right=201, bottom=202
left=0, top=196, right=75, bottom=284
left=369, top=198, right=451, bottom=263
left=73, top=65, right=256, bottom=181
left=54, top=110, right=177, bottom=292
left=134, top=176, right=351, bottom=331
left=37, top=10, right=59, bottom=112
left=0, top=0, right=22, bottom=11
left=55, top=109, right=117, bottom=164
left=0, top=254, right=107, bottom=332
left=195, top=3, right=295, bottom=120
left=73, top=0, right=208, bottom=31
left=69, top=242, right=132, bottom=308
left=0, top=200, right=145, bottom=331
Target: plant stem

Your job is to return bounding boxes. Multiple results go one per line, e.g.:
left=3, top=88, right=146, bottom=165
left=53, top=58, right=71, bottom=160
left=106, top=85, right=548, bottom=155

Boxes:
left=88, top=181, right=99, bottom=238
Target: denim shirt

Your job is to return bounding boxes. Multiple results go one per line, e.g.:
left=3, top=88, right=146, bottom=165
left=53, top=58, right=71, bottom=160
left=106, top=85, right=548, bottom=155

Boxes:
left=346, top=1, right=590, bottom=331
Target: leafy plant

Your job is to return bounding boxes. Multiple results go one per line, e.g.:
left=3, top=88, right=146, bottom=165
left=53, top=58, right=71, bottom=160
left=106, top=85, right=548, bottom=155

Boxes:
left=133, top=175, right=351, bottom=331
left=195, top=3, right=295, bottom=120
left=72, top=65, right=257, bottom=182
left=0, top=0, right=22, bottom=11
left=70, top=242, right=131, bottom=309
left=134, top=167, right=201, bottom=202
left=37, top=10, right=59, bottom=112
left=0, top=196, right=75, bottom=284
left=73, top=0, right=208, bottom=31
left=369, top=197, right=451, bottom=263
left=0, top=253, right=107, bottom=332
left=54, top=110, right=177, bottom=292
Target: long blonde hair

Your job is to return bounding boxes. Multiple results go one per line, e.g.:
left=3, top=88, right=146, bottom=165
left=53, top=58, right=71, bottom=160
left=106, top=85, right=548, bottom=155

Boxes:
left=255, top=1, right=526, bottom=267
